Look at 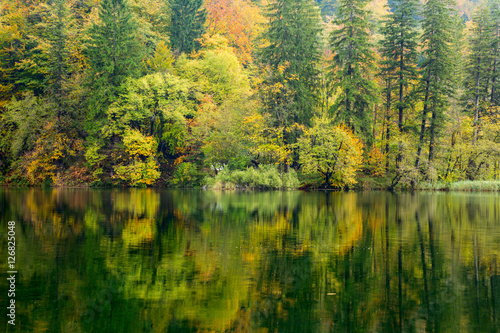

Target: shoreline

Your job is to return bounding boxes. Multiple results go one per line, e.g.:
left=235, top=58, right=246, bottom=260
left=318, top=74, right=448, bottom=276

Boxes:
left=2, top=180, right=500, bottom=192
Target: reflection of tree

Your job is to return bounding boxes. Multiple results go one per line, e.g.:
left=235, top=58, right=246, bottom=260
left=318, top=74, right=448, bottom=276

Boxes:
left=1, top=189, right=500, bottom=332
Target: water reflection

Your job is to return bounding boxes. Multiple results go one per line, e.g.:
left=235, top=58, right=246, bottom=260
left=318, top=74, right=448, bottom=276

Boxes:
left=1, top=189, right=499, bottom=332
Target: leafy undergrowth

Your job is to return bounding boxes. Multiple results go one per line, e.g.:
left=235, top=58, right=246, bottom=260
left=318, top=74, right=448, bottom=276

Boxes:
left=204, top=164, right=299, bottom=190
left=448, top=180, right=500, bottom=191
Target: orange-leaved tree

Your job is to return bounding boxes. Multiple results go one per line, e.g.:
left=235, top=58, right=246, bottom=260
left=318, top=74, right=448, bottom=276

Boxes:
left=205, top=0, right=264, bottom=65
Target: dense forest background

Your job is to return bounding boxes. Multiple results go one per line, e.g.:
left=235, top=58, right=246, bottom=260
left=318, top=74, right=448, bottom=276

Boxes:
left=1, top=0, right=499, bottom=189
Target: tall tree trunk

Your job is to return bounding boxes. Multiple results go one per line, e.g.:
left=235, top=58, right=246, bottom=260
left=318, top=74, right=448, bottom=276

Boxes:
left=428, top=102, right=437, bottom=164
left=492, top=21, right=499, bottom=106
left=473, top=55, right=481, bottom=144
left=415, top=74, right=431, bottom=169
left=398, top=25, right=404, bottom=133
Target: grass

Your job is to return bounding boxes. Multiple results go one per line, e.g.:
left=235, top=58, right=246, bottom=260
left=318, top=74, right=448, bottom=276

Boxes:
left=416, top=180, right=500, bottom=191
left=449, top=180, right=500, bottom=191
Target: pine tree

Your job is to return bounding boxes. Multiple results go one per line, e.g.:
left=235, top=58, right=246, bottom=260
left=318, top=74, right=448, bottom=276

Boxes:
left=169, top=0, right=206, bottom=54
left=85, top=0, right=143, bottom=132
left=489, top=0, right=500, bottom=106
left=379, top=0, right=419, bottom=133
left=415, top=0, right=455, bottom=169
left=46, top=0, right=71, bottom=127
left=463, top=4, right=492, bottom=143
left=379, top=0, right=419, bottom=172
left=259, top=0, right=322, bottom=126
left=330, top=0, right=378, bottom=143
left=449, top=13, right=467, bottom=96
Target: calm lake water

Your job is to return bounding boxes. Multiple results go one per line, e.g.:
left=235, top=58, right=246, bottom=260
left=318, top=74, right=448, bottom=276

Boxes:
left=1, top=189, right=500, bottom=332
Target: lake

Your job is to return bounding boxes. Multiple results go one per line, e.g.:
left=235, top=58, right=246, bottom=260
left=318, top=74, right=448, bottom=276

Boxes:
left=1, top=189, right=500, bottom=332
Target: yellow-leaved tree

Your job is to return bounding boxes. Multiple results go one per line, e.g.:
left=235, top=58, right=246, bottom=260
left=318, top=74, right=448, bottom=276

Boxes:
left=297, top=117, right=363, bottom=188
left=113, top=129, right=161, bottom=187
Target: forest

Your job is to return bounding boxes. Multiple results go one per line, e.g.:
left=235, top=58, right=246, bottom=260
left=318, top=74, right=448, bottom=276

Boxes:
left=1, top=0, right=500, bottom=189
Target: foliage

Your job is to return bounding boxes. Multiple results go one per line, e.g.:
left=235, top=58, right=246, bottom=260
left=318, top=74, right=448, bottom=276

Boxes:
left=145, top=41, right=175, bottom=74
left=449, top=180, right=500, bottom=191
left=176, top=47, right=251, bottom=104
left=0, top=0, right=51, bottom=105
left=330, top=0, right=378, bottom=142
left=3, top=0, right=500, bottom=189
left=205, top=164, right=300, bottom=190
left=85, top=0, right=143, bottom=135
left=169, top=0, right=206, bottom=54
left=415, top=0, right=455, bottom=168
left=114, top=156, right=161, bottom=187
left=297, top=117, right=364, bottom=188
left=241, top=112, right=297, bottom=167
left=366, top=146, right=386, bottom=177
left=112, top=130, right=161, bottom=187
left=171, top=162, right=202, bottom=187
left=463, top=4, right=493, bottom=143
left=258, top=0, right=322, bottom=126
left=191, top=95, right=251, bottom=173
left=4, top=92, right=54, bottom=157
left=379, top=0, right=419, bottom=133
left=23, top=127, right=82, bottom=185
left=205, top=0, right=264, bottom=65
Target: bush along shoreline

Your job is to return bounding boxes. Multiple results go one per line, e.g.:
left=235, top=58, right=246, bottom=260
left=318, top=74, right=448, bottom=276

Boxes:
left=3, top=165, right=500, bottom=192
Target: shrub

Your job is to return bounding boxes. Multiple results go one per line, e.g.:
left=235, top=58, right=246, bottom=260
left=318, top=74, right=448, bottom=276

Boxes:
left=172, top=162, right=202, bottom=187
left=205, top=164, right=299, bottom=190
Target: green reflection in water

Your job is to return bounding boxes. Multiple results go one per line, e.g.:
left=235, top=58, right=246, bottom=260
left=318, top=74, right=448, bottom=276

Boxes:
left=1, top=189, right=500, bottom=332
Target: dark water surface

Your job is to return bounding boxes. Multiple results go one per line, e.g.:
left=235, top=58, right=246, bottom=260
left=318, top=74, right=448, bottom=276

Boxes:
left=1, top=189, right=500, bottom=332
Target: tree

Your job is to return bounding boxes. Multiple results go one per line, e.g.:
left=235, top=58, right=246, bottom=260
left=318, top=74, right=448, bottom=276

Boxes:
left=449, top=13, right=467, bottom=99
left=176, top=46, right=251, bottom=105
left=463, top=5, right=492, bottom=144
left=113, top=129, right=161, bottom=186
left=297, top=116, right=363, bottom=188
left=379, top=0, right=419, bottom=133
left=145, top=41, right=175, bottom=74
left=191, top=95, right=251, bottom=173
left=415, top=0, right=455, bottom=170
left=0, top=0, right=51, bottom=105
left=169, top=0, right=206, bottom=54
left=4, top=92, right=82, bottom=185
left=330, top=0, right=378, bottom=143
left=489, top=0, right=500, bottom=106
left=90, top=72, right=194, bottom=184
left=85, top=0, right=143, bottom=134
left=46, top=0, right=71, bottom=128
left=259, top=0, right=322, bottom=126
left=205, top=0, right=264, bottom=65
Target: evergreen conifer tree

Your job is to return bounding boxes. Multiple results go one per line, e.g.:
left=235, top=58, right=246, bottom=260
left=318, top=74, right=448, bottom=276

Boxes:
left=330, top=0, right=378, bottom=143
left=85, top=0, right=143, bottom=133
left=259, top=0, right=322, bottom=126
left=169, top=0, right=206, bottom=54
left=449, top=13, right=467, bottom=96
left=46, top=0, right=71, bottom=127
left=489, top=0, right=500, bottom=106
left=464, top=4, right=492, bottom=143
left=415, top=0, right=455, bottom=169
left=379, top=0, right=419, bottom=133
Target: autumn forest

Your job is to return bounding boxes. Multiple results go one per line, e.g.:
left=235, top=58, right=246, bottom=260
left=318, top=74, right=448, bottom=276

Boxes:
left=1, top=0, right=500, bottom=189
